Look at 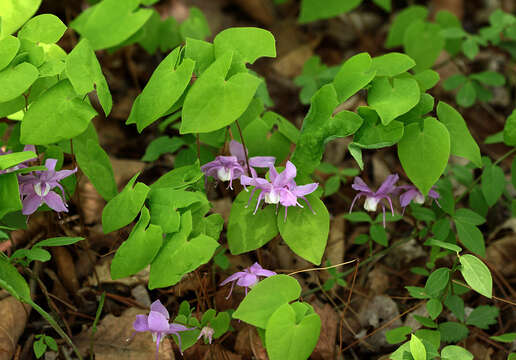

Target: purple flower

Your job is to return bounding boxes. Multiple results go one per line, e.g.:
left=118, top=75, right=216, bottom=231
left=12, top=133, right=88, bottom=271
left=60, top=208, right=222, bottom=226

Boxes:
left=240, top=161, right=318, bottom=220
left=17, top=158, right=76, bottom=215
left=200, top=140, right=275, bottom=189
left=197, top=326, right=214, bottom=344
left=220, top=262, right=276, bottom=299
left=398, top=185, right=441, bottom=212
left=133, top=300, right=194, bottom=359
left=349, top=174, right=399, bottom=227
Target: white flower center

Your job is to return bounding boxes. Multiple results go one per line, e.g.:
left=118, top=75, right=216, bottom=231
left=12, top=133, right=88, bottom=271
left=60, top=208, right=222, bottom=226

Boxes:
left=364, top=197, right=380, bottom=212
left=34, top=182, right=50, bottom=197
left=414, top=193, right=425, bottom=204
left=265, top=190, right=280, bottom=204
left=217, top=167, right=232, bottom=182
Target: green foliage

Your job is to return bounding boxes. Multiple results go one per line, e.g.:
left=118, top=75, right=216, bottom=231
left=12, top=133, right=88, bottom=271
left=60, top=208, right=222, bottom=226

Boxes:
left=385, top=6, right=429, bottom=48
left=438, top=322, right=469, bottom=343
left=74, top=139, right=118, bottom=201
left=233, top=275, right=301, bottom=328
left=265, top=302, right=321, bottom=360
left=0, top=0, right=42, bottom=36
left=65, top=39, right=112, bottom=116
left=410, top=334, right=426, bottom=360
left=111, top=207, right=163, bottom=279
left=425, top=268, right=450, bottom=298
left=0, top=62, right=39, bottom=102
left=333, top=53, right=376, bottom=103
left=398, top=117, right=450, bottom=195
left=504, top=110, right=516, bottom=146
left=0, top=173, right=22, bottom=219
left=18, top=14, right=66, bottom=44
left=102, top=173, right=150, bottom=234
left=0, top=255, right=30, bottom=301
left=386, top=326, right=412, bottom=344
left=465, top=305, right=499, bottom=329
left=298, top=0, right=361, bottom=23
left=21, top=80, right=97, bottom=145
left=481, top=162, right=505, bottom=206
left=404, top=21, right=444, bottom=72
left=459, top=254, right=492, bottom=298
left=127, top=47, right=194, bottom=132
left=441, top=345, right=473, bottom=360
left=277, top=195, right=329, bottom=265
left=437, top=102, right=481, bottom=167
left=227, top=190, right=279, bottom=254
left=70, top=0, right=153, bottom=50
left=181, top=51, right=261, bottom=134
left=213, top=27, right=276, bottom=65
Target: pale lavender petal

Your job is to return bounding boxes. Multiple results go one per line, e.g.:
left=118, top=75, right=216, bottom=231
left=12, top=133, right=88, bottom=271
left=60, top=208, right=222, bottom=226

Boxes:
left=147, top=312, right=170, bottom=333
left=248, top=263, right=263, bottom=273
left=150, top=300, right=169, bottom=320
left=240, top=174, right=254, bottom=187
left=43, top=191, right=68, bottom=213
left=229, top=140, right=246, bottom=163
left=351, top=177, right=372, bottom=193
left=376, top=174, right=399, bottom=195
left=249, top=156, right=275, bottom=168
left=236, top=273, right=259, bottom=287
left=220, top=271, right=246, bottom=286
left=428, top=189, right=440, bottom=199
left=292, top=183, right=318, bottom=197
left=44, top=158, right=58, bottom=172
left=52, top=167, right=77, bottom=182
left=22, top=193, right=42, bottom=215
left=276, top=161, right=296, bottom=187
left=168, top=323, right=194, bottom=333
left=133, top=315, right=149, bottom=332
left=254, top=268, right=276, bottom=277
left=154, top=332, right=161, bottom=360
left=400, top=189, right=418, bottom=208
left=279, top=189, right=298, bottom=207
left=269, top=165, right=279, bottom=183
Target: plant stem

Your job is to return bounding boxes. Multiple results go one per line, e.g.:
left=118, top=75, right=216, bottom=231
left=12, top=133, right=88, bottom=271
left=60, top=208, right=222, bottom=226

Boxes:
left=234, top=120, right=252, bottom=175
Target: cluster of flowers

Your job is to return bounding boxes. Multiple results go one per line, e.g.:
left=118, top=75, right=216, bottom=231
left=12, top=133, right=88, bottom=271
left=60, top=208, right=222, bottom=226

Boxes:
left=201, top=140, right=318, bottom=220
left=0, top=146, right=76, bottom=216
left=135, top=262, right=276, bottom=358
left=350, top=174, right=440, bottom=226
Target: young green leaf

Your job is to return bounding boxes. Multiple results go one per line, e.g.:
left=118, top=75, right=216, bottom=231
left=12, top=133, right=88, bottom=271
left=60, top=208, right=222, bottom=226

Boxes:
left=410, top=334, right=426, bottom=360
left=370, top=53, right=416, bottom=77
left=181, top=51, right=261, bottom=134
left=459, top=254, right=492, bottom=298
left=102, top=173, right=150, bottom=234
left=425, top=268, right=450, bottom=298
left=70, top=0, right=153, bottom=50
left=0, top=173, right=23, bottom=219
left=18, top=14, right=66, bottom=44
left=111, top=207, right=162, bottom=279
left=385, top=5, right=429, bottom=48
left=333, top=52, right=376, bottom=103
left=453, top=208, right=485, bottom=226
left=441, top=345, right=474, bottom=360
left=227, top=190, right=279, bottom=255
left=0, top=0, right=42, bottom=36
left=21, top=80, right=97, bottom=145
left=127, top=47, right=194, bottom=132
left=426, top=298, right=443, bottom=320
left=438, top=322, right=469, bottom=343
left=0, top=35, right=20, bottom=71
left=277, top=195, right=329, bottom=265
left=503, top=110, right=516, bottom=146
left=403, top=21, right=444, bottom=72
left=456, top=81, right=476, bottom=107
left=455, top=220, right=485, bottom=256
left=213, top=27, right=276, bottom=64
left=481, top=163, right=505, bottom=206
left=65, top=39, right=112, bottom=116
left=444, top=294, right=465, bottom=322
left=74, top=139, right=118, bottom=201
left=0, top=62, right=39, bottom=102
left=265, top=303, right=321, bottom=360
left=490, top=333, right=516, bottom=343
left=34, top=237, right=84, bottom=247
left=398, top=117, right=450, bottom=195
left=368, top=77, right=420, bottom=125
left=436, top=101, right=482, bottom=167
left=465, top=305, right=499, bottom=329
left=233, top=275, right=301, bottom=328
left=298, top=0, right=361, bottom=23
left=0, top=256, right=31, bottom=301
left=386, top=326, right=412, bottom=344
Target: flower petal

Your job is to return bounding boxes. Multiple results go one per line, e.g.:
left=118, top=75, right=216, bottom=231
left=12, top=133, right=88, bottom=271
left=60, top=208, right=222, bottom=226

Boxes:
left=236, top=273, right=259, bottom=288
left=351, top=177, right=372, bottom=193
left=22, top=193, right=42, bottom=215
left=249, top=156, right=275, bottom=168
left=150, top=300, right=169, bottom=320
left=148, top=312, right=170, bottom=333
left=43, top=191, right=68, bottom=213
left=400, top=189, right=418, bottom=207
left=220, top=271, right=246, bottom=286
left=133, top=315, right=149, bottom=332
left=376, top=174, right=399, bottom=195
left=276, top=161, right=296, bottom=187
left=292, top=183, right=318, bottom=197
left=229, top=140, right=246, bottom=163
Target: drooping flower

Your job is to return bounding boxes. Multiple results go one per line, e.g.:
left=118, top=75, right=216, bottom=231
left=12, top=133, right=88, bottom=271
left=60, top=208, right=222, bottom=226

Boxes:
left=398, top=185, right=441, bottom=212
left=133, top=300, right=194, bottom=359
left=349, top=174, right=399, bottom=227
left=17, top=158, right=76, bottom=215
left=197, top=326, right=215, bottom=344
left=200, top=140, right=275, bottom=189
left=220, top=262, right=276, bottom=299
left=240, top=161, right=318, bottom=220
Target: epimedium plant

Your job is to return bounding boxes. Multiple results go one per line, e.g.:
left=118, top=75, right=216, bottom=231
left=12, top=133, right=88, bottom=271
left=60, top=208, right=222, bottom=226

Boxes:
left=0, top=0, right=515, bottom=359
